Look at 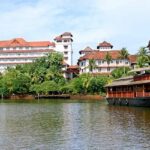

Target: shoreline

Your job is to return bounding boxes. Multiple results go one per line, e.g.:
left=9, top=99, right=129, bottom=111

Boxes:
left=3, top=94, right=105, bottom=100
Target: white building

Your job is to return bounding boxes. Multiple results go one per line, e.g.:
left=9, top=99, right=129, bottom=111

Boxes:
left=54, top=32, right=73, bottom=65
left=78, top=41, right=137, bottom=75
left=0, top=32, right=73, bottom=72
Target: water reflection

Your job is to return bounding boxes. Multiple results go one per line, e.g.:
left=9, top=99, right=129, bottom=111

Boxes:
left=0, top=100, right=149, bottom=150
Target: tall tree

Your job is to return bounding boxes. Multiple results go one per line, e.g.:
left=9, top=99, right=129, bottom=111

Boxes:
left=137, top=47, right=149, bottom=68
left=119, top=48, right=129, bottom=75
left=104, top=52, right=112, bottom=73
left=88, top=59, right=97, bottom=73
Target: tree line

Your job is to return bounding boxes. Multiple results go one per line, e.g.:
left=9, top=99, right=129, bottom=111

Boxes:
left=0, top=52, right=110, bottom=98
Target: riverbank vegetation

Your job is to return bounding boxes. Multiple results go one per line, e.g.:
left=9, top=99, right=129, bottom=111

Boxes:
left=0, top=52, right=110, bottom=97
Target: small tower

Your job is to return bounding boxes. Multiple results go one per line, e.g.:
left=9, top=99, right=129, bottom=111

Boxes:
left=79, top=46, right=93, bottom=56
left=54, top=32, right=73, bottom=65
left=97, top=41, right=113, bottom=51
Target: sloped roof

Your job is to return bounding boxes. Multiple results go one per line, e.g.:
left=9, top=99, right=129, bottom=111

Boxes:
left=79, top=46, right=94, bottom=54
left=0, top=38, right=55, bottom=47
left=61, top=32, right=73, bottom=37
left=128, top=55, right=137, bottom=63
left=78, top=50, right=121, bottom=61
left=68, top=65, right=79, bottom=69
left=97, top=41, right=113, bottom=48
left=105, top=78, right=150, bottom=87
left=129, top=67, right=150, bottom=73
left=54, top=32, right=73, bottom=41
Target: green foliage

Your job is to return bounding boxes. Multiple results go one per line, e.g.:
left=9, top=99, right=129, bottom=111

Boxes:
left=119, top=48, right=129, bottom=60
left=0, top=52, right=110, bottom=96
left=66, top=73, right=109, bottom=94
left=2, top=69, right=31, bottom=94
left=88, top=59, right=97, bottom=73
left=137, top=47, right=150, bottom=68
left=111, top=67, right=131, bottom=79
left=104, top=52, right=112, bottom=65
left=118, top=48, right=129, bottom=75
left=0, top=52, right=65, bottom=96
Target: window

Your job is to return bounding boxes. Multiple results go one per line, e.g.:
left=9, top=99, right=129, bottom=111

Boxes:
left=107, top=67, right=110, bottom=72
left=18, top=47, right=23, bottom=50
left=111, top=60, right=113, bottom=63
left=13, top=47, right=16, bottom=50
left=125, top=61, right=128, bottom=64
left=64, top=51, right=68, bottom=55
left=116, top=60, right=119, bottom=64
left=120, top=60, right=122, bottom=63
left=98, top=60, right=101, bottom=65
left=64, top=40, right=68, bottom=42
left=6, top=47, right=10, bottom=50
left=0, top=48, right=3, bottom=50
left=98, top=68, right=101, bottom=72
left=102, top=60, right=105, bottom=63
left=81, top=62, right=85, bottom=66
left=64, top=45, right=68, bottom=49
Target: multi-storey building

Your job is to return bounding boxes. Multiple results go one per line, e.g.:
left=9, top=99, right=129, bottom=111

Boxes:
left=78, top=41, right=137, bottom=74
left=54, top=32, right=73, bottom=65
left=0, top=32, right=73, bottom=72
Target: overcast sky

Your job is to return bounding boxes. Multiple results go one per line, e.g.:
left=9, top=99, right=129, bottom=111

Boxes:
left=0, top=0, right=150, bottom=64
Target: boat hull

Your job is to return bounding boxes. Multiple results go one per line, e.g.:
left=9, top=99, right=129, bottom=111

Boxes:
left=106, top=97, right=150, bottom=107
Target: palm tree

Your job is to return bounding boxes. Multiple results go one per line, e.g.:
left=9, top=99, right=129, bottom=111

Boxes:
left=104, top=52, right=112, bottom=73
left=137, top=47, right=149, bottom=68
left=119, top=48, right=129, bottom=75
left=88, top=59, right=97, bottom=73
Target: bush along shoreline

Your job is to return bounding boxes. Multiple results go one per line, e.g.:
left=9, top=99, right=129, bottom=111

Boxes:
left=0, top=52, right=111, bottom=100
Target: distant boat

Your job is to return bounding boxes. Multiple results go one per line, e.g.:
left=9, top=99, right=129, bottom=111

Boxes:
left=105, top=67, right=150, bottom=107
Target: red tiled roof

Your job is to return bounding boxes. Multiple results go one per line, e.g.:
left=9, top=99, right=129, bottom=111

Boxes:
left=128, top=55, right=137, bottom=63
left=54, top=36, right=62, bottom=41
left=97, top=41, right=113, bottom=49
left=66, top=65, right=79, bottom=74
left=29, top=41, right=55, bottom=47
left=79, top=46, right=94, bottom=54
left=54, top=32, right=73, bottom=41
left=78, top=50, right=121, bottom=61
left=0, top=38, right=55, bottom=47
left=68, top=65, right=79, bottom=69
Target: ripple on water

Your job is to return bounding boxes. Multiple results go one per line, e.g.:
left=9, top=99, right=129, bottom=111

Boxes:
left=0, top=100, right=149, bottom=150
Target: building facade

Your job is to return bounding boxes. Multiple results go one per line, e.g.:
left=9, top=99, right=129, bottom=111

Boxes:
left=78, top=41, right=137, bottom=74
left=0, top=32, right=73, bottom=72
left=54, top=32, right=73, bottom=65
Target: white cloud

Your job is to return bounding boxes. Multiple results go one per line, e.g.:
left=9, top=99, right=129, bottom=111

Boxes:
left=0, top=0, right=150, bottom=63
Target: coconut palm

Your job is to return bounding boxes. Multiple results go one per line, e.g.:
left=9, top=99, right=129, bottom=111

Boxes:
left=119, top=48, right=129, bottom=75
left=137, top=47, right=149, bottom=68
left=88, top=59, right=97, bottom=73
left=104, top=52, right=112, bottom=73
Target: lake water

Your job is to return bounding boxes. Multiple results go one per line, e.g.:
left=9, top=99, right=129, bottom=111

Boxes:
left=0, top=99, right=150, bottom=150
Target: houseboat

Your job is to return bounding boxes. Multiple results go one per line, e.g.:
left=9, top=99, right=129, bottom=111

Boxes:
left=105, top=67, right=150, bottom=107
